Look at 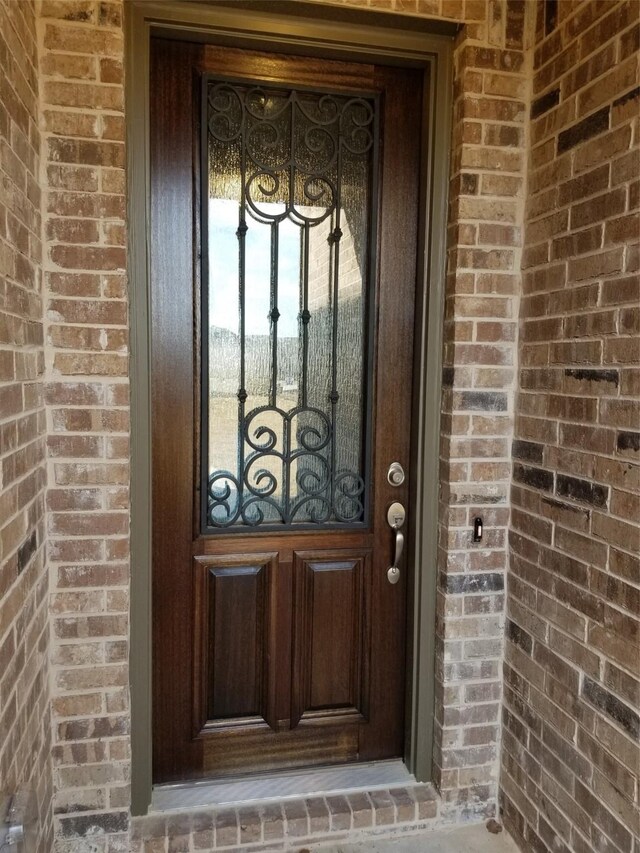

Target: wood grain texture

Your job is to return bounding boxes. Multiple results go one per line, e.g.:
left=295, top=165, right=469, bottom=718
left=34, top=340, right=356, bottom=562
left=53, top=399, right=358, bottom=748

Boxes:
left=208, top=565, right=264, bottom=720
left=291, top=550, right=371, bottom=726
left=201, top=723, right=359, bottom=778
left=193, top=553, right=276, bottom=731
left=151, top=38, right=422, bottom=783
left=202, top=43, right=377, bottom=92
left=358, top=64, right=423, bottom=762
left=151, top=38, right=204, bottom=782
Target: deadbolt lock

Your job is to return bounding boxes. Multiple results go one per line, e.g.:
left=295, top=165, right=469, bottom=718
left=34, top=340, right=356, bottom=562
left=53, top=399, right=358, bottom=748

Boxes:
left=387, top=462, right=405, bottom=487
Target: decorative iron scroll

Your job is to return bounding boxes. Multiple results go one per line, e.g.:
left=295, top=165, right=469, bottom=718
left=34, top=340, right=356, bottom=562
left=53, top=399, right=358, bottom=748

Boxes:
left=207, top=406, right=365, bottom=528
left=207, top=83, right=375, bottom=226
left=203, top=78, right=377, bottom=531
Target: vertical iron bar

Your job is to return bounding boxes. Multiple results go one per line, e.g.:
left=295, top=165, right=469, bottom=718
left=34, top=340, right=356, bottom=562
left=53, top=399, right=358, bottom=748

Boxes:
left=362, top=95, right=381, bottom=529
left=238, top=213, right=247, bottom=404
left=269, top=221, right=279, bottom=408
left=201, top=78, right=210, bottom=530
left=300, top=222, right=310, bottom=408
left=289, top=92, right=296, bottom=222
left=237, top=92, right=248, bottom=513
left=285, top=94, right=295, bottom=515
left=329, top=132, right=343, bottom=518
left=283, top=415, right=291, bottom=524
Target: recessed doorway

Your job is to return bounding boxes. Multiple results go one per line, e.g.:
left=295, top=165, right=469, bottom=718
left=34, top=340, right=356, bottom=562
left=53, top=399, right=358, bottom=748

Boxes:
left=126, top=0, right=453, bottom=812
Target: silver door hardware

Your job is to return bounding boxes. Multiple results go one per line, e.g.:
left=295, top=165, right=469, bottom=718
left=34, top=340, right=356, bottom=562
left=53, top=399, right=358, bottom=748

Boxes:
left=387, top=530, right=404, bottom=585
left=386, top=501, right=405, bottom=585
left=387, top=462, right=405, bottom=486
left=387, top=501, right=406, bottom=529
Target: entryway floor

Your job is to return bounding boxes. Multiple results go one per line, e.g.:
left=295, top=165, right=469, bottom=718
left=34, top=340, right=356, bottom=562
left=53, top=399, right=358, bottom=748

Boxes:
left=308, top=824, right=519, bottom=852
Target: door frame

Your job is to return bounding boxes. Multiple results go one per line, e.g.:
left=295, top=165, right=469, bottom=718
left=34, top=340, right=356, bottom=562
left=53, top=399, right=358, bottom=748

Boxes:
left=126, top=0, right=455, bottom=816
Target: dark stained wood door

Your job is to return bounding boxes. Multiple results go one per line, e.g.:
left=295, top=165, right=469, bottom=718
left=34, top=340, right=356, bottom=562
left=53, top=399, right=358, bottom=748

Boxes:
left=150, top=37, right=422, bottom=784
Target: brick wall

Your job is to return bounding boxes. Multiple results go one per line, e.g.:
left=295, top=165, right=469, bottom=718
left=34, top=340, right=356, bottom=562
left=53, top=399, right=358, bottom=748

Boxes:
left=38, top=0, right=130, bottom=848
left=36, top=0, right=528, bottom=846
left=0, top=0, right=52, bottom=848
left=2, top=0, right=631, bottom=850
left=501, top=2, right=640, bottom=852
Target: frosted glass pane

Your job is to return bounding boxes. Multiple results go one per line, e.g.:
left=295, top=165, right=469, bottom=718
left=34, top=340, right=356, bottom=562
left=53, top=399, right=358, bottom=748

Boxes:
left=204, top=80, right=376, bottom=530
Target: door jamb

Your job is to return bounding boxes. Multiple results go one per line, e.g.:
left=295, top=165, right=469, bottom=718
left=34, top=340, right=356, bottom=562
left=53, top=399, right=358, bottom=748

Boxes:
left=126, top=0, right=454, bottom=816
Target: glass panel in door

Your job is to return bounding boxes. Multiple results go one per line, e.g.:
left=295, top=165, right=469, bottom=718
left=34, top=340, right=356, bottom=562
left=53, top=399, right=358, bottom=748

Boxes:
left=202, top=79, right=379, bottom=531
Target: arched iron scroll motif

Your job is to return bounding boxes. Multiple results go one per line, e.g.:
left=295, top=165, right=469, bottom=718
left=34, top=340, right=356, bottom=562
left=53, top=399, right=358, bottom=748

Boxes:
left=207, top=83, right=374, bottom=227
left=207, top=406, right=365, bottom=528
left=203, top=77, right=377, bottom=531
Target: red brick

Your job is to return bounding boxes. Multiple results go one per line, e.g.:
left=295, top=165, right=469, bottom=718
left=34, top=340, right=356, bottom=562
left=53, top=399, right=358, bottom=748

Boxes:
left=568, top=247, right=624, bottom=282
left=46, top=217, right=99, bottom=244
left=574, top=125, right=632, bottom=174
left=604, top=213, right=640, bottom=246
left=577, top=55, right=639, bottom=115
left=43, top=23, right=123, bottom=56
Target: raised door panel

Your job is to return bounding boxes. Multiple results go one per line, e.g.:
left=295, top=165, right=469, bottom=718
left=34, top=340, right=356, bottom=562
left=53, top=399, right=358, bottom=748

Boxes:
left=292, top=550, right=371, bottom=727
left=193, top=553, right=276, bottom=733
left=209, top=565, right=264, bottom=719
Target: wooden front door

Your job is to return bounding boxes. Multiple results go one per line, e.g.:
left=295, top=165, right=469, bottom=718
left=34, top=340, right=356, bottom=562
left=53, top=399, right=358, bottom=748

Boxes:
left=150, top=37, right=422, bottom=784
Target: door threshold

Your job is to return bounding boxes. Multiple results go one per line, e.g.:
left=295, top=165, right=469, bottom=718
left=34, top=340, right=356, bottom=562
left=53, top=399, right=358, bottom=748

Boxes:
left=151, top=759, right=415, bottom=812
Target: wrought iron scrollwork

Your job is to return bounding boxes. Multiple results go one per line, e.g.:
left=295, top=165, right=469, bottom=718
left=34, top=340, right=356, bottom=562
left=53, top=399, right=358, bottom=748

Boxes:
left=204, top=77, right=376, bottom=531
left=207, top=83, right=374, bottom=227
left=207, top=405, right=365, bottom=528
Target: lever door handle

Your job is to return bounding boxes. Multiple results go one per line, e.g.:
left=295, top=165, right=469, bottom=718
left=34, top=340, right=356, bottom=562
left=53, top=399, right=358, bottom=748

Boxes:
left=393, top=529, right=404, bottom=565
left=386, top=501, right=406, bottom=585
left=387, top=529, right=404, bottom=585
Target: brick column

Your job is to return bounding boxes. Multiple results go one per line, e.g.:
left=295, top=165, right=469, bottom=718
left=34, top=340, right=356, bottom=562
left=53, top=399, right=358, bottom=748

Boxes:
left=38, top=1, right=130, bottom=847
left=432, top=6, right=529, bottom=818
left=0, top=0, right=52, bottom=848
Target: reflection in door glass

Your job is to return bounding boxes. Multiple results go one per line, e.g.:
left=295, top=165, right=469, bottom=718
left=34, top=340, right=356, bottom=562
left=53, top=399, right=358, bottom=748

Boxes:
left=203, top=79, right=378, bottom=530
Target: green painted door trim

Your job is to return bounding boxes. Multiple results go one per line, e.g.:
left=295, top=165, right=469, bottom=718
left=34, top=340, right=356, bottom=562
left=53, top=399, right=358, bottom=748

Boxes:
left=126, top=0, right=454, bottom=817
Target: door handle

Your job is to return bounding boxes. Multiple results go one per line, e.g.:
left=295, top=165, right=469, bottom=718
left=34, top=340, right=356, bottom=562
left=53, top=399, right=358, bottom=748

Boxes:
left=386, top=501, right=406, bottom=585
left=388, top=529, right=404, bottom=585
